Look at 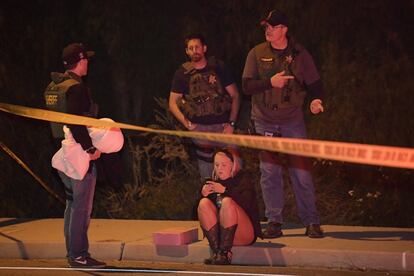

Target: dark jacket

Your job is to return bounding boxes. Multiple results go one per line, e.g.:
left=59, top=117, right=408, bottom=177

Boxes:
left=64, top=71, right=97, bottom=150
left=205, top=171, right=262, bottom=240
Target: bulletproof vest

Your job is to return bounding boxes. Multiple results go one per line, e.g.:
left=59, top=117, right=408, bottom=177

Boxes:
left=178, top=57, right=232, bottom=119
left=44, top=77, right=79, bottom=138
left=252, top=41, right=306, bottom=110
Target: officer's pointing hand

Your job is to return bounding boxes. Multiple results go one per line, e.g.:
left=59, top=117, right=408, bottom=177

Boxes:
left=270, top=70, right=294, bottom=88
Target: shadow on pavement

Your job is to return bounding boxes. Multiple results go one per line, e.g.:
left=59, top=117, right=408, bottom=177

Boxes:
left=0, top=232, right=28, bottom=259
left=249, top=242, right=286, bottom=248
left=0, top=218, right=39, bottom=228
left=325, top=230, right=414, bottom=241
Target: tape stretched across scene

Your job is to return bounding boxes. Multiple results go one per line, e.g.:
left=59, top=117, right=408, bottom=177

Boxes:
left=1, top=102, right=413, bottom=170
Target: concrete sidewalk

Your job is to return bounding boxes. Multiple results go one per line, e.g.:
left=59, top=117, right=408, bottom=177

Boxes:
left=0, top=218, right=413, bottom=272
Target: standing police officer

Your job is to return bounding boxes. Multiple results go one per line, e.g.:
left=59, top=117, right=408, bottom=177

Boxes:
left=169, top=34, right=240, bottom=179
left=44, top=43, right=106, bottom=267
left=242, top=10, right=325, bottom=238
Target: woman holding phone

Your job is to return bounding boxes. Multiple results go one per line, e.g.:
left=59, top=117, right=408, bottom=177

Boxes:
left=198, top=149, right=262, bottom=265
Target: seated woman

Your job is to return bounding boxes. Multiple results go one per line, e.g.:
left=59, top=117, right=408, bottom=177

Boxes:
left=198, top=149, right=262, bottom=265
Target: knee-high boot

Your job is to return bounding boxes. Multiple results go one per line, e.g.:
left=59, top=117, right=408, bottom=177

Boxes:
left=214, top=224, right=238, bottom=265
left=201, top=223, right=219, bottom=264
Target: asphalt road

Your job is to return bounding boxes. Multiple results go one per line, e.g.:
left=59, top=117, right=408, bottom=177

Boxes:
left=0, top=259, right=411, bottom=276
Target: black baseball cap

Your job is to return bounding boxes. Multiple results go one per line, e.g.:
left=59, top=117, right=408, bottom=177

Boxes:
left=62, top=43, right=95, bottom=66
left=260, top=9, right=289, bottom=27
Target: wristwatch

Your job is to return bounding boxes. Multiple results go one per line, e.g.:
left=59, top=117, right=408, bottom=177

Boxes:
left=228, top=121, right=236, bottom=128
left=85, top=146, right=97, bottom=154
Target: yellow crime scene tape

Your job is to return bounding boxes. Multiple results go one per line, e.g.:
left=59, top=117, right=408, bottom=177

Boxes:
left=1, top=102, right=414, bottom=170
left=0, top=141, right=65, bottom=204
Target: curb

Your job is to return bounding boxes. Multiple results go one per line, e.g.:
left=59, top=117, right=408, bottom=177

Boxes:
left=2, top=241, right=412, bottom=272
left=1, top=219, right=413, bottom=272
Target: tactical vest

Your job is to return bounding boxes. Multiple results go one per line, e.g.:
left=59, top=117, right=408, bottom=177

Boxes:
left=252, top=41, right=306, bottom=110
left=44, top=78, right=79, bottom=138
left=178, top=57, right=232, bottom=119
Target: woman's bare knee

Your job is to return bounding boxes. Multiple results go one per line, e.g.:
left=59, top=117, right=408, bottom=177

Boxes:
left=198, top=201, right=218, bottom=230
left=198, top=198, right=217, bottom=221
left=220, top=197, right=236, bottom=209
left=198, top=198, right=215, bottom=212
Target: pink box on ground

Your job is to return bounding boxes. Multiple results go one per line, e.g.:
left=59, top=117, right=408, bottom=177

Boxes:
left=152, top=227, right=199, bottom=245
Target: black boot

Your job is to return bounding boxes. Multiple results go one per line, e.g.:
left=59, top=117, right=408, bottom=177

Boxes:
left=213, top=224, right=237, bottom=265
left=201, top=224, right=219, bottom=264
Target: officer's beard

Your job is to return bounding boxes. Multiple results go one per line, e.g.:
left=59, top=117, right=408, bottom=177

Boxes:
left=190, top=54, right=203, bottom=63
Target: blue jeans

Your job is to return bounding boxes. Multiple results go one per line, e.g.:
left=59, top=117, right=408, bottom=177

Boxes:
left=59, top=164, right=97, bottom=259
left=191, top=123, right=227, bottom=179
left=254, top=119, right=320, bottom=226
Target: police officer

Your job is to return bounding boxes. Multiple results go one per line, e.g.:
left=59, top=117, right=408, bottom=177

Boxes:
left=242, top=10, right=325, bottom=238
left=169, top=34, right=240, bottom=179
left=44, top=43, right=106, bottom=267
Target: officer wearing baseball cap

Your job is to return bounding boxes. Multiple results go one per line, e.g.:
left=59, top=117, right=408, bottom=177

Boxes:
left=260, top=9, right=289, bottom=27
left=44, top=42, right=105, bottom=268
left=62, top=43, right=95, bottom=67
left=242, top=9, right=325, bottom=239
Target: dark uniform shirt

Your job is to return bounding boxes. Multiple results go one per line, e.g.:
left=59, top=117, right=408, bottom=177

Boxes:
left=171, top=58, right=235, bottom=124
left=243, top=40, right=324, bottom=125
left=65, top=72, right=96, bottom=151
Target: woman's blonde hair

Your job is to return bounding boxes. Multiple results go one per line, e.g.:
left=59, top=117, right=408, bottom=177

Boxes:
left=212, top=149, right=236, bottom=180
